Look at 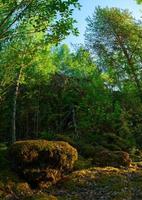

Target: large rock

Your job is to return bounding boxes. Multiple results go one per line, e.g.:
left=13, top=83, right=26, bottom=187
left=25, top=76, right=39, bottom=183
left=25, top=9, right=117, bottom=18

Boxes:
left=8, top=140, right=78, bottom=188
left=92, top=149, right=131, bottom=167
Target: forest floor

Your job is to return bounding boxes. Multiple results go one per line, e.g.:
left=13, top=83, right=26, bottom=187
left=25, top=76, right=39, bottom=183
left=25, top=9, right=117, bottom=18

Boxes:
left=1, top=144, right=142, bottom=200
left=49, top=166, right=142, bottom=200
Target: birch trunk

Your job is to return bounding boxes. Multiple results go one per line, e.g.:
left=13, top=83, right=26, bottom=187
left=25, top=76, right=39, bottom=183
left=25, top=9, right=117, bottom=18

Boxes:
left=12, top=66, right=23, bottom=143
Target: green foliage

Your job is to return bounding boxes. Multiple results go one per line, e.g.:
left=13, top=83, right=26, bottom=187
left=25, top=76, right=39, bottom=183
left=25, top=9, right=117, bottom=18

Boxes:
left=39, top=132, right=56, bottom=141
left=75, top=142, right=96, bottom=158
left=0, top=0, right=80, bottom=43
left=136, top=0, right=142, bottom=3
left=1, top=42, right=142, bottom=153
left=85, top=7, right=142, bottom=101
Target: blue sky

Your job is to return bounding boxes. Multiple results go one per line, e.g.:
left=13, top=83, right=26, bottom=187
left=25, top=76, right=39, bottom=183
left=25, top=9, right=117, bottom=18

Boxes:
left=63, top=0, right=142, bottom=48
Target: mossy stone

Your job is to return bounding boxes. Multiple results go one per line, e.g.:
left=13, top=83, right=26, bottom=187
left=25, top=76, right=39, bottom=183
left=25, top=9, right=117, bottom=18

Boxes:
left=92, top=150, right=131, bottom=167
left=8, top=140, right=78, bottom=188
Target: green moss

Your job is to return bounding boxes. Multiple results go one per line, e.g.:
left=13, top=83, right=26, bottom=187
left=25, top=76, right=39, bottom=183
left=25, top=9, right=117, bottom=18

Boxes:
left=27, top=194, right=57, bottom=200
left=74, top=156, right=92, bottom=170
left=95, top=172, right=132, bottom=199
left=8, top=140, right=78, bottom=188
left=9, top=140, right=78, bottom=170
left=49, top=167, right=142, bottom=200
left=96, top=173, right=128, bottom=190
left=1, top=140, right=142, bottom=200
left=57, top=195, right=79, bottom=200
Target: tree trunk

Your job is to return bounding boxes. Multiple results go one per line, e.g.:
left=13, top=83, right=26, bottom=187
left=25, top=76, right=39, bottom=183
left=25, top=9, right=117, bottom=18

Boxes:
left=12, top=66, right=23, bottom=143
left=72, top=105, right=79, bottom=138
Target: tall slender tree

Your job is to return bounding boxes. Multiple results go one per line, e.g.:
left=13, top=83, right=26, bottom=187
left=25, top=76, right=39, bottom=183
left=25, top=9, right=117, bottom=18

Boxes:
left=85, top=7, right=142, bottom=101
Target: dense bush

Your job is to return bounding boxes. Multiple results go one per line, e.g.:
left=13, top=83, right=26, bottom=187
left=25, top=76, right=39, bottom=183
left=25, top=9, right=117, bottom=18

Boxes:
left=75, top=142, right=96, bottom=158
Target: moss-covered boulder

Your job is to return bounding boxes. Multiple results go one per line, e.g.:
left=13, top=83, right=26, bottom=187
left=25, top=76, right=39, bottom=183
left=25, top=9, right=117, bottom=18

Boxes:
left=92, top=149, right=131, bottom=167
left=8, top=140, right=78, bottom=188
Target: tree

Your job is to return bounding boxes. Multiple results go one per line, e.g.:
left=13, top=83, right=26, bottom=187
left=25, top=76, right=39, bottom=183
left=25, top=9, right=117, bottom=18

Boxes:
left=85, top=7, right=142, bottom=102
left=1, top=30, right=44, bottom=142
left=0, top=0, right=80, bottom=44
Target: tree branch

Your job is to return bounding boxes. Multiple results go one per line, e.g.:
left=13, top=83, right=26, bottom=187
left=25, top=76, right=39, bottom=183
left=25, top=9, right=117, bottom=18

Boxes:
left=0, top=0, right=24, bottom=30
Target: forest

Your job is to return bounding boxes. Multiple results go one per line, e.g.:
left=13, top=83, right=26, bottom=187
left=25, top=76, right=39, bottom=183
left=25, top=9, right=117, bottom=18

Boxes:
left=0, top=0, right=142, bottom=199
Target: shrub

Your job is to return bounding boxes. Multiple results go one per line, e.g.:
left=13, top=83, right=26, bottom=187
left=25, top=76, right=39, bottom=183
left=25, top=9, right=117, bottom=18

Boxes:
left=130, top=148, right=142, bottom=162
left=75, top=142, right=96, bottom=158
left=39, top=132, right=56, bottom=140
left=95, top=133, right=130, bottom=151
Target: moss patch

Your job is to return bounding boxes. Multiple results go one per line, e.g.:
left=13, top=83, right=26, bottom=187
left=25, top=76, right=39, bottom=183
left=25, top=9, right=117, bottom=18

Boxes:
left=47, top=167, right=142, bottom=200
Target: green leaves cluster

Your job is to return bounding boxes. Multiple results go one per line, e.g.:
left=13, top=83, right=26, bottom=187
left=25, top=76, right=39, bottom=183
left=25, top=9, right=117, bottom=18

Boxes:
left=0, top=0, right=80, bottom=44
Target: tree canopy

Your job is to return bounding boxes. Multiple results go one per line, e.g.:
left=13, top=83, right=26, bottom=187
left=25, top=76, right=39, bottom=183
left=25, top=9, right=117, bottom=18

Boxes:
left=85, top=7, right=142, bottom=101
left=0, top=0, right=80, bottom=45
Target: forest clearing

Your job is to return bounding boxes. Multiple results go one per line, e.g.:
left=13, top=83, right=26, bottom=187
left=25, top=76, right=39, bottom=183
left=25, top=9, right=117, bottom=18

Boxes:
left=0, top=0, right=142, bottom=199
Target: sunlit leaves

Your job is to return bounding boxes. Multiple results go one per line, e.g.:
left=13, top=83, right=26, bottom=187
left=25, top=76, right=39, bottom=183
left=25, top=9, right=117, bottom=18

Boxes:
left=0, top=0, right=80, bottom=44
